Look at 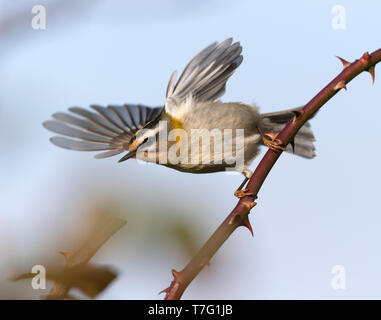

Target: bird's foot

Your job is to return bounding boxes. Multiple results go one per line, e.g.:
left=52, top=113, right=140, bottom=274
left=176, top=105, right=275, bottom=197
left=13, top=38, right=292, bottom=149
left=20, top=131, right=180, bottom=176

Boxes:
left=234, top=188, right=254, bottom=198
left=262, top=133, right=286, bottom=152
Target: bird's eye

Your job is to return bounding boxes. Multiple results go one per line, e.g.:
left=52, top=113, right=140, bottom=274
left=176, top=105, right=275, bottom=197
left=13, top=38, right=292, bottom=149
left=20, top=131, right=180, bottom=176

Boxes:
left=142, top=137, right=149, bottom=144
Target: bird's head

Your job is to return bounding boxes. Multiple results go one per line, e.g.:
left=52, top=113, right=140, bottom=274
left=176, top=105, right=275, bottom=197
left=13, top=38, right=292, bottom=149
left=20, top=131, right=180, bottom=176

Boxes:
left=118, top=117, right=162, bottom=163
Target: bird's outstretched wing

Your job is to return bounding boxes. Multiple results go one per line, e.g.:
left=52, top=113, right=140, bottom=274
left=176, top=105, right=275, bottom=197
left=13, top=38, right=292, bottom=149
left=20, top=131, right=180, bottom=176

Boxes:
left=165, top=38, right=243, bottom=116
left=43, top=104, right=163, bottom=159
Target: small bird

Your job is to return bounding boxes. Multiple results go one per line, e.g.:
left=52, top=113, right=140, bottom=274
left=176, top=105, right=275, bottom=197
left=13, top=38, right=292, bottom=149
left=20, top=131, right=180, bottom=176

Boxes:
left=43, top=38, right=315, bottom=197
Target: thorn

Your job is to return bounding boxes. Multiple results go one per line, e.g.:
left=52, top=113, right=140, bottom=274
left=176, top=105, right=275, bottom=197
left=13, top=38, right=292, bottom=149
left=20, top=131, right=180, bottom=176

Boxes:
left=290, top=138, right=295, bottom=153
left=292, top=110, right=303, bottom=117
left=245, top=201, right=257, bottom=210
left=336, top=56, right=351, bottom=69
left=292, top=110, right=303, bottom=124
left=200, top=257, right=211, bottom=268
left=360, top=52, right=371, bottom=65
left=159, top=287, right=169, bottom=295
left=334, top=80, right=347, bottom=91
left=241, top=216, right=254, bottom=237
left=367, top=65, right=375, bottom=84
left=171, top=269, right=180, bottom=279
left=59, top=251, right=74, bottom=262
left=159, top=270, right=181, bottom=295
left=228, top=203, right=256, bottom=225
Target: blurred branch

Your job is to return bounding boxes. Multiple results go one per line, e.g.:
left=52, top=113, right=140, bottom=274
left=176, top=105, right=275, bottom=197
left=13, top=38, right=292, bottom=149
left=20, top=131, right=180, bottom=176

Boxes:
left=48, top=215, right=126, bottom=299
left=14, top=263, right=117, bottom=300
left=163, top=48, right=381, bottom=299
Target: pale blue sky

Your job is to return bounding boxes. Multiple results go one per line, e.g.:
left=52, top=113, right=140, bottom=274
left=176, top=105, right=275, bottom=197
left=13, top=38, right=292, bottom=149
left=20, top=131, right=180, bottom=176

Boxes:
left=0, top=0, right=380, bottom=299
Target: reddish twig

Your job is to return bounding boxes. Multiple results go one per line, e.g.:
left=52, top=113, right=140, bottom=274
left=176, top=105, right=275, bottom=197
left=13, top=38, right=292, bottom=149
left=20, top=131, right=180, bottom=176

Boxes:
left=163, top=49, right=381, bottom=300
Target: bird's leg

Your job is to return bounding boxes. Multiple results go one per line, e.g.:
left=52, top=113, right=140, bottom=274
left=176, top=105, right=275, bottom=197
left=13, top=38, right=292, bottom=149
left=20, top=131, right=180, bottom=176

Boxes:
left=234, top=169, right=254, bottom=198
left=257, top=126, right=286, bottom=152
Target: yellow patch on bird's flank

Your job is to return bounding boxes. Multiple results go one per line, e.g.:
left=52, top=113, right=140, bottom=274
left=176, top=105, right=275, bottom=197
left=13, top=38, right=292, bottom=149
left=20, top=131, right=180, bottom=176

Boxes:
left=170, top=117, right=184, bottom=130
left=169, top=117, right=184, bottom=145
left=166, top=96, right=194, bottom=147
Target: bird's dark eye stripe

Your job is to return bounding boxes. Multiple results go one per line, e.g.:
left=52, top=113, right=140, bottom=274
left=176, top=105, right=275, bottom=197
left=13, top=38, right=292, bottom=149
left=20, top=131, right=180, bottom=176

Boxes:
left=129, top=136, right=136, bottom=144
left=129, top=136, right=148, bottom=146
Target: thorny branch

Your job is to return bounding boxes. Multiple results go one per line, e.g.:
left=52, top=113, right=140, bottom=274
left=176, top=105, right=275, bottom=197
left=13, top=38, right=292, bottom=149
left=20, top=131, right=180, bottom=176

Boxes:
left=163, top=48, right=381, bottom=300
left=48, top=215, right=126, bottom=299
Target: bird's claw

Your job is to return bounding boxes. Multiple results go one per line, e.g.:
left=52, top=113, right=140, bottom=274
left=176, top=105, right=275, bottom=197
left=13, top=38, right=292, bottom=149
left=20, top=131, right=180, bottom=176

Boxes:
left=262, top=133, right=286, bottom=152
left=234, top=189, right=254, bottom=198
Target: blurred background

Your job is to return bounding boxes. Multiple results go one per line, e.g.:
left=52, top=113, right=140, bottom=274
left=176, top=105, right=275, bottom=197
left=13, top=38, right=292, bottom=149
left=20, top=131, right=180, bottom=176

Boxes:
left=0, top=0, right=380, bottom=299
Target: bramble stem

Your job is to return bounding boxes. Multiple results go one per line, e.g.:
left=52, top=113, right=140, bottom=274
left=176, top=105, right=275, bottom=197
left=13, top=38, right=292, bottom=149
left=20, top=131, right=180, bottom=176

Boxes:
left=163, top=48, right=381, bottom=300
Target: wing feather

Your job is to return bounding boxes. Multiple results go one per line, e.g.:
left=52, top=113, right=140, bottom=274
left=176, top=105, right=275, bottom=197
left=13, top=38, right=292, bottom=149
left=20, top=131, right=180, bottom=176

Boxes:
left=44, top=104, right=164, bottom=159
left=165, top=38, right=243, bottom=116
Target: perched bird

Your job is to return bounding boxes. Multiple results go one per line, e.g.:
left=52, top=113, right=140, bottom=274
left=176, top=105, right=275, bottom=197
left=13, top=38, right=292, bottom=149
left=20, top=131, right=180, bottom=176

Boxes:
left=43, top=38, right=315, bottom=197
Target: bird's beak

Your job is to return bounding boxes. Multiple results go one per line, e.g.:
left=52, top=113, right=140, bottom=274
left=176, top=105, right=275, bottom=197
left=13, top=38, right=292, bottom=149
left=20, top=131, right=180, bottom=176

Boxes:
left=118, top=150, right=136, bottom=162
